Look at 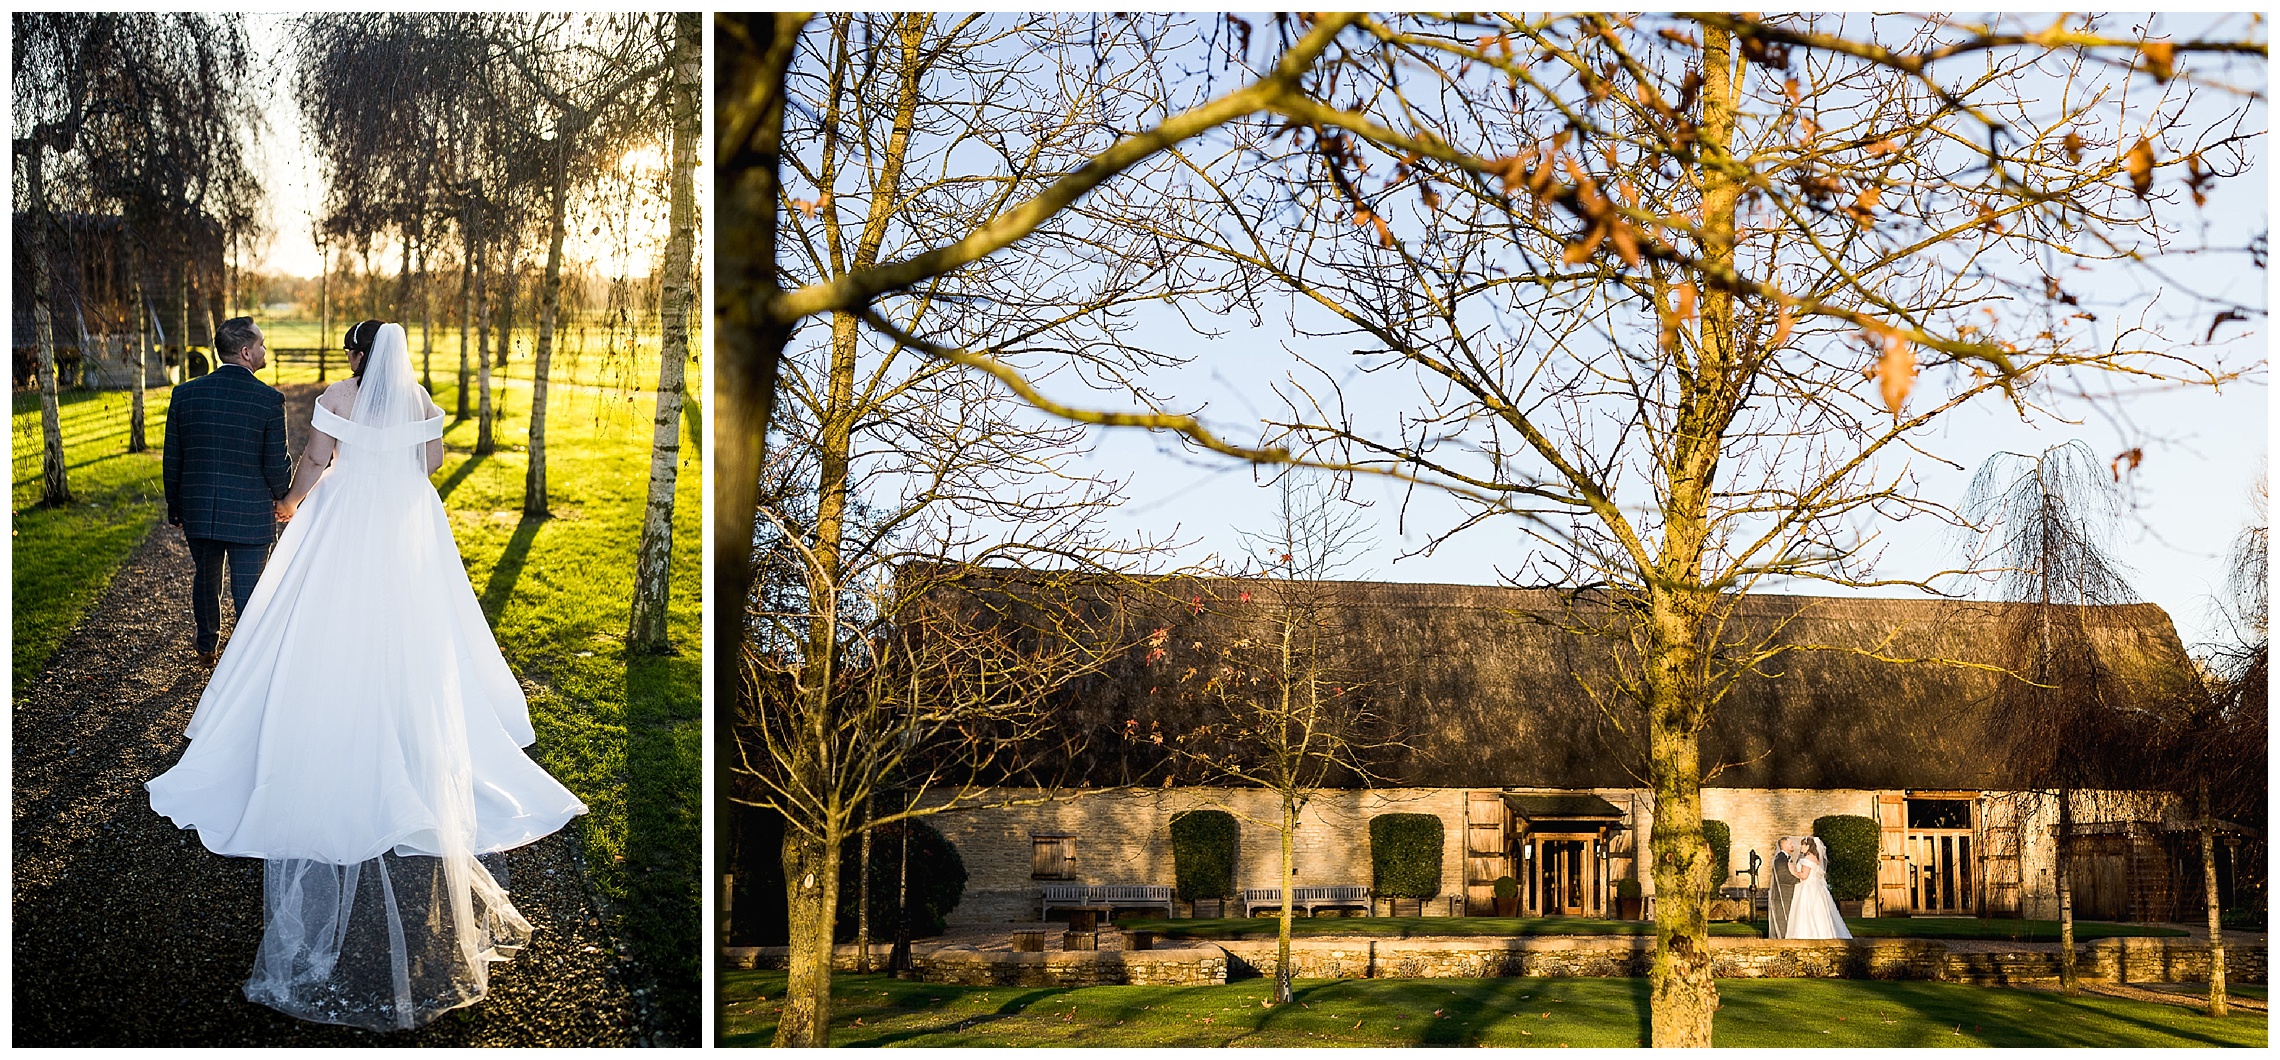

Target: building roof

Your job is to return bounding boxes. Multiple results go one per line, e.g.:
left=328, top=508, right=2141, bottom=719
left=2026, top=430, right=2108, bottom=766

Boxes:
left=944, top=574, right=2201, bottom=792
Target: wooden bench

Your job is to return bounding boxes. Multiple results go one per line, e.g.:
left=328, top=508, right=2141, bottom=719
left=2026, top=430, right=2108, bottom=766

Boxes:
left=1242, top=885, right=1374, bottom=917
left=1038, top=883, right=1175, bottom=921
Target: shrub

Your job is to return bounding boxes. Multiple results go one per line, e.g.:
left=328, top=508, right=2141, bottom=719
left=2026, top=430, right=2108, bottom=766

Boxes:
left=834, top=819, right=967, bottom=941
left=1703, top=820, right=1732, bottom=894
left=1369, top=813, right=1445, bottom=899
left=1168, top=809, right=1239, bottom=901
left=1615, top=877, right=1643, bottom=900
left=1814, top=815, right=1881, bottom=902
left=1492, top=875, right=1519, bottom=900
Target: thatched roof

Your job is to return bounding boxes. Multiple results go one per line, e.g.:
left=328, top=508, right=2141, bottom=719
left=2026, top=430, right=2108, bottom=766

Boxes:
left=955, top=574, right=2201, bottom=792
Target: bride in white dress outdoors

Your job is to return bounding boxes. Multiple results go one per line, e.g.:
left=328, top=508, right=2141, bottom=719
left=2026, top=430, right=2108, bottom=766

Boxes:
left=147, top=321, right=588, bottom=1031
left=1783, top=836, right=1855, bottom=941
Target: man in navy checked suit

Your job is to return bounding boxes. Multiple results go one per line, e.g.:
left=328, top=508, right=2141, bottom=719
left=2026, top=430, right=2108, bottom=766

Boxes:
left=163, top=317, right=293, bottom=666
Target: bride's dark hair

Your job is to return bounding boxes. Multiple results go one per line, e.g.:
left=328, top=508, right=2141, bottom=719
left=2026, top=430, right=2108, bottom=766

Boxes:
left=344, top=319, right=386, bottom=379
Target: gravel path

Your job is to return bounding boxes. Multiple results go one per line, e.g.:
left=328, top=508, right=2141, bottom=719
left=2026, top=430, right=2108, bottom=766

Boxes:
left=12, top=384, right=654, bottom=1046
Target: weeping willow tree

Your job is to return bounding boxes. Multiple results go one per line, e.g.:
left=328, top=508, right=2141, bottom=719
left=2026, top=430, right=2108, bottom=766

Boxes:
left=1959, top=440, right=2170, bottom=995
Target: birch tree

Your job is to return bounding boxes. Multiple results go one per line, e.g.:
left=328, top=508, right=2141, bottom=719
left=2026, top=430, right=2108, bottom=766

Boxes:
left=628, top=11, right=700, bottom=655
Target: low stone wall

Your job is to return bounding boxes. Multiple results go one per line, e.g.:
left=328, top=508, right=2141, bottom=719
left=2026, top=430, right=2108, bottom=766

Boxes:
left=1217, top=937, right=1948, bottom=981
left=909, top=946, right=1228, bottom=987
left=725, top=936, right=2265, bottom=988
left=721, top=944, right=1229, bottom=987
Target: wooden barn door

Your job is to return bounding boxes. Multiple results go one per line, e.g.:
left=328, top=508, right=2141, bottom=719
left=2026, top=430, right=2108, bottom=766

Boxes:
left=2066, top=834, right=2129, bottom=921
left=1464, top=792, right=1509, bottom=916
left=1977, top=794, right=2024, bottom=917
left=1876, top=793, right=1910, bottom=915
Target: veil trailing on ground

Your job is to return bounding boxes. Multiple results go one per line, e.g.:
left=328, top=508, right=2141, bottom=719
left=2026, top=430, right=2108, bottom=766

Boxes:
left=243, top=322, right=525, bottom=1030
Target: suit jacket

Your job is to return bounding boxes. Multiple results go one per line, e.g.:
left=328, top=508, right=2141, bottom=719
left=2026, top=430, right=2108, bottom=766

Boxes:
left=163, top=364, right=291, bottom=544
left=1768, top=850, right=1797, bottom=939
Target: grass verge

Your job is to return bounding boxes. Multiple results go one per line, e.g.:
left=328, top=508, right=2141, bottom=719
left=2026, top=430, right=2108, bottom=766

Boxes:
left=720, top=970, right=2268, bottom=1048
left=426, top=346, right=701, bottom=1039
left=1122, top=915, right=2189, bottom=942
left=12, top=389, right=172, bottom=691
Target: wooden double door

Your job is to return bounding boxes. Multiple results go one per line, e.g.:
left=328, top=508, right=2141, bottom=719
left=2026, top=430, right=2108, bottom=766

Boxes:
left=1537, top=839, right=1589, bottom=915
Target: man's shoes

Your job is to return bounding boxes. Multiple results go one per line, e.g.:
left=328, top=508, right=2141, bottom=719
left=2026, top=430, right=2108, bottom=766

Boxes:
left=195, top=649, right=218, bottom=669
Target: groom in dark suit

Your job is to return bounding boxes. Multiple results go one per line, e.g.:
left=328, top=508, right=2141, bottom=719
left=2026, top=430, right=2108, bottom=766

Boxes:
left=163, top=316, right=292, bottom=667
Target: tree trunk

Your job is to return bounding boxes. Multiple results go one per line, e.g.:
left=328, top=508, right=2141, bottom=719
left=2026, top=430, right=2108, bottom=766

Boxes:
left=628, top=10, right=699, bottom=656
left=1640, top=25, right=1740, bottom=1048
left=889, top=813, right=913, bottom=975
left=775, top=832, right=840, bottom=1048
left=1276, top=794, right=1297, bottom=1005
left=716, top=15, right=804, bottom=1001
left=319, top=242, right=332, bottom=382
left=475, top=236, right=495, bottom=454
left=525, top=134, right=572, bottom=517
left=2057, top=792, right=2078, bottom=994
left=2200, top=776, right=2227, bottom=1017
left=457, top=227, right=472, bottom=420
left=177, top=265, right=194, bottom=379
left=397, top=227, right=413, bottom=324
left=25, top=151, right=71, bottom=505
left=1646, top=685, right=1716, bottom=1046
left=857, top=798, right=875, bottom=974
left=418, top=237, right=433, bottom=394
left=129, top=244, right=149, bottom=453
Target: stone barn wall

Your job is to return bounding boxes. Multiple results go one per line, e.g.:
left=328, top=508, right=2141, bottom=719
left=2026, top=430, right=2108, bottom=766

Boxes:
left=928, top=787, right=1468, bottom=926
left=929, top=785, right=2186, bottom=926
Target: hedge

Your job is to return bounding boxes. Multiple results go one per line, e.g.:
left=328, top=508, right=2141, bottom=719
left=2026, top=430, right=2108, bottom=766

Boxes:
left=1814, top=814, right=1881, bottom=902
left=1370, top=813, right=1444, bottom=899
left=1703, top=819, right=1731, bottom=894
left=1169, top=809, right=1239, bottom=901
left=834, top=818, right=967, bottom=941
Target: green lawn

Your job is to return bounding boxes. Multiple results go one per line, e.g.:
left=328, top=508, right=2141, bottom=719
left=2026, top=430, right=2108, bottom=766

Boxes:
left=424, top=340, right=701, bottom=1037
left=12, top=388, right=173, bottom=691
left=720, top=971, right=2268, bottom=1048
left=1124, top=916, right=2189, bottom=942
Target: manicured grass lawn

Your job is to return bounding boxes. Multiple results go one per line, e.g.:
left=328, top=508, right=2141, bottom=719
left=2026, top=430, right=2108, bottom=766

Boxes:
left=12, top=388, right=172, bottom=692
left=1125, top=915, right=2189, bottom=942
left=720, top=970, right=2268, bottom=1048
left=426, top=337, right=701, bottom=1037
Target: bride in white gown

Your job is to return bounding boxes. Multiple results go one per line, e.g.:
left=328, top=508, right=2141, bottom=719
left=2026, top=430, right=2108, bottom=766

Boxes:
left=1783, top=836, right=1854, bottom=940
left=148, top=321, right=587, bottom=1031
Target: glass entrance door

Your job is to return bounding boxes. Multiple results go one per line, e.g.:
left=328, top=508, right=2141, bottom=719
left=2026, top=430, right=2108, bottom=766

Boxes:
left=1539, top=839, right=1586, bottom=915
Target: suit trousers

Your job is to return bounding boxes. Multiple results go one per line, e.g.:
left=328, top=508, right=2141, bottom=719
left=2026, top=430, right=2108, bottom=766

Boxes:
left=188, top=536, right=272, bottom=653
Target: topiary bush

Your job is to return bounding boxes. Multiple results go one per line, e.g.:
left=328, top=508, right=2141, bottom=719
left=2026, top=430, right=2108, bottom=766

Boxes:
left=834, top=818, right=967, bottom=942
left=1615, top=877, right=1644, bottom=900
left=1168, top=809, right=1239, bottom=901
left=1703, top=820, right=1732, bottom=894
left=1814, top=814, right=1881, bottom=902
left=1369, top=813, right=1445, bottom=899
left=1492, top=875, right=1519, bottom=900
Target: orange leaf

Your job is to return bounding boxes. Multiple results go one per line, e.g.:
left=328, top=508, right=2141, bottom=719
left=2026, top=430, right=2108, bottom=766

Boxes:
left=1874, top=332, right=1916, bottom=414
left=2126, top=137, right=2156, bottom=198
left=2139, top=40, right=2176, bottom=82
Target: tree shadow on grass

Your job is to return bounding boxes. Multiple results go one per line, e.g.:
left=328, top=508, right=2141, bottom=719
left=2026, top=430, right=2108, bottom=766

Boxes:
left=622, top=648, right=703, bottom=1042
left=478, top=514, right=544, bottom=622
left=854, top=986, right=1065, bottom=1046
left=434, top=452, right=489, bottom=503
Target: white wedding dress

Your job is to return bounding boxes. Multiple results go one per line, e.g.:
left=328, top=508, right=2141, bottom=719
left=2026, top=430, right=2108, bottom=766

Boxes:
left=1784, top=840, right=1854, bottom=941
left=148, top=323, right=587, bottom=1031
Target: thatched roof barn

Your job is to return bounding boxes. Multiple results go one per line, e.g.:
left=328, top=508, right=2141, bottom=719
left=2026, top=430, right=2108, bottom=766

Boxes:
left=939, top=574, right=2201, bottom=793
